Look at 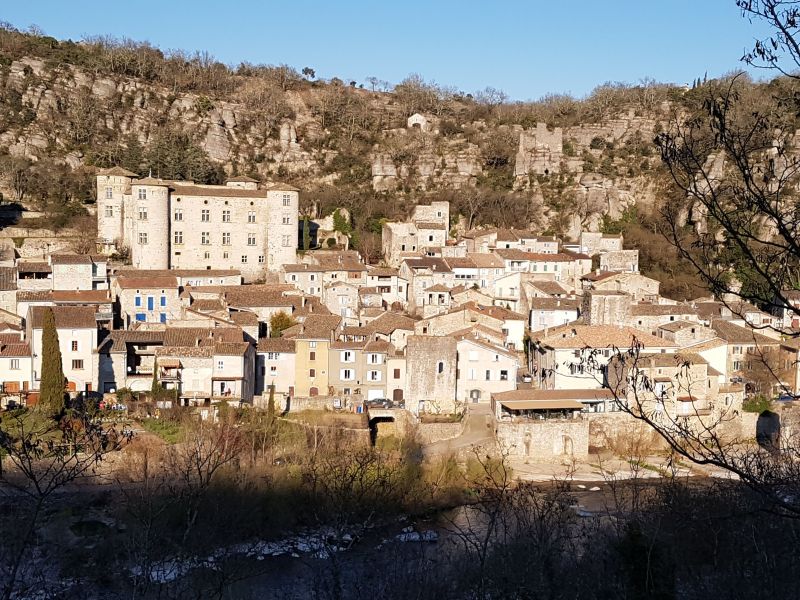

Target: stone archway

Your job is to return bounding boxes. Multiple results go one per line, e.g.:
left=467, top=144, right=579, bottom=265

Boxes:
left=309, top=386, right=319, bottom=397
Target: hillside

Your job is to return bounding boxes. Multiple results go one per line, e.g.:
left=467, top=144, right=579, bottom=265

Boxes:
left=0, top=26, right=768, bottom=298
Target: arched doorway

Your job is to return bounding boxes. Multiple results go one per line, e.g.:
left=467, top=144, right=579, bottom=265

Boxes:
left=392, top=388, right=403, bottom=403
left=66, top=381, right=77, bottom=392
left=309, top=387, right=319, bottom=397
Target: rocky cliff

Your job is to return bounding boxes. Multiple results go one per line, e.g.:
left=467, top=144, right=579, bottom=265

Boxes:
left=0, top=46, right=676, bottom=238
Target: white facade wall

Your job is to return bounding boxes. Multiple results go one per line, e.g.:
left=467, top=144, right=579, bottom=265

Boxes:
left=128, top=184, right=170, bottom=270
left=96, top=174, right=131, bottom=244
left=31, top=327, right=97, bottom=392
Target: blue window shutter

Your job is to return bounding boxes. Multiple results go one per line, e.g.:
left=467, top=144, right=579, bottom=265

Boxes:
left=160, top=313, right=167, bottom=323
left=160, top=296, right=167, bottom=307
left=147, top=296, right=154, bottom=311
left=135, top=296, right=141, bottom=307
left=135, top=313, right=146, bottom=322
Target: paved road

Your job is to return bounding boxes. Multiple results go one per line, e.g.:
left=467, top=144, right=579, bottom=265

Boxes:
left=423, top=403, right=495, bottom=457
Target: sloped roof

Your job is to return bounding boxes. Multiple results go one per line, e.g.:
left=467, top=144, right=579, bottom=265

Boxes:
left=366, top=312, right=417, bottom=335
left=536, top=324, right=676, bottom=350
left=29, top=305, right=96, bottom=330
left=710, top=320, right=777, bottom=345
left=0, top=267, right=17, bottom=291
left=257, top=338, right=296, bottom=353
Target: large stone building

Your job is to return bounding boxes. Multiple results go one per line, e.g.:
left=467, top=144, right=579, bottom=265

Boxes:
left=96, top=168, right=299, bottom=280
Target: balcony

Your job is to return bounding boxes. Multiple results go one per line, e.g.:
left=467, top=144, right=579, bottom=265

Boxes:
left=95, top=311, right=113, bottom=321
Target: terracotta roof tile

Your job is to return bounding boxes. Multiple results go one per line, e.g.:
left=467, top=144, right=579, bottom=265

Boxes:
left=29, top=306, right=96, bottom=330
left=257, top=338, right=296, bottom=353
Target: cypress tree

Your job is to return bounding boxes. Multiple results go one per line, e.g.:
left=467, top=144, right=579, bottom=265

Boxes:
left=39, top=307, right=65, bottom=416
left=303, top=216, right=311, bottom=251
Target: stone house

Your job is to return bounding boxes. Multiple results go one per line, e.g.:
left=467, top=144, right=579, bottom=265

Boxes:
left=50, top=254, right=108, bottom=291
left=455, top=336, right=518, bottom=405
left=531, top=324, right=677, bottom=391
left=328, top=339, right=391, bottom=401
left=709, top=320, right=780, bottom=385
left=406, top=335, right=458, bottom=415
left=492, top=389, right=589, bottom=461
left=467, top=252, right=505, bottom=289
left=629, top=302, right=700, bottom=332
left=112, top=275, right=181, bottom=328
left=407, top=113, right=430, bottom=131
left=16, top=260, right=52, bottom=291
left=256, top=337, right=296, bottom=397
left=365, top=267, right=408, bottom=308
left=283, top=264, right=326, bottom=296
left=579, top=231, right=623, bottom=256
left=96, top=170, right=299, bottom=280
left=285, top=314, right=341, bottom=397
left=381, top=202, right=450, bottom=267
left=113, top=268, right=242, bottom=288
left=323, top=280, right=360, bottom=325
left=599, top=250, right=639, bottom=273
left=27, top=305, right=98, bottom=393
left=582, top=271, right=661, bottom=302
left=387, top=352, right=407, bottom=404
left=529, top=297, right=580, bottom=332
left=655, top=320, right=717, bottom=348
left=365, top=312, right=417, bottom=351
left=0, top=335, right=33, bottom=405
left=0, top=267, right=17, bottom=315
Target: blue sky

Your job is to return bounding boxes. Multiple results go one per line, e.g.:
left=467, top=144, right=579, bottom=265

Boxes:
left=2, top=0, right=773, bottom=100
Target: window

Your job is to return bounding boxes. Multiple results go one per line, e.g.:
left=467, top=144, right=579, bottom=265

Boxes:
left=138, top=232, right=148, bottom=245
left=368, top=353, right=382, bottom=365
left=174, top=231, right=183, bottom=245
left=174, top=209, right=183, bottom=221
left=104, top=206, right=114, bottom=217
left=437, top=362, right=444, bottom=374
left=137, top=188, right=146, bottom=200
left=270, top=365, right=277, bottom=375
left=309, top=368, right=316, bottom=377
left=222, top=209, right=231, bottom=222
left=281, top=235, right=292, bottom=247
left=217, top=360, right=224, bottom=370
left=204, top=251, right=210, bottom=259
left=10, top=359, right=19, bottom=370
left=105, top=186, right=113, bottom=199
left=368, top=370, right=381, bottom=381
left=342, top=351, right=354, bottom=363
left=258, top=255, right=265, bottom=264
left=248, top=211, right=256, bottom=223
left=267, top=352, right=279, bottom=360
left=247, top=234, right=256, bottom=246
left=201, top=232, right=210, bottom=245
left=135, top=313, right=145, bottom=322
left=394, top=368, right=400, bottom=379
left=310, top=274, right=316, bottom=282
left=160, top=313, right=167, bottom=323
left=309, top=341, right=317, bottom=348
left=201, top=209, right=210, bottom=222
left=290, top=274, right=297, bottom=282
left=71, top=341, right=78, bottom=352
left=241, top=255, right=248, bottom=264
left=309, top=351, right=316, bottom=361
left=282, top=193, right=291, bottom=206
left=223, top=251, right=229, bottom=259
left=138, top=206, right=147, bottom=220
left=500, top=370, right=508, bottom=381
left=135, top=296, right=141, bottom=307
left=485, top=370, right=491, bottom=381
left=282, top=215, right=291, bottom=225
left=72, top=360, right=84, bottom=370
left=341, top=369, right=354, bottom=380
left=160, top=296, right=167, bottom=307
left=222, top=232, right=231, bottom=245
left=428, top=235, right=433, bottom=242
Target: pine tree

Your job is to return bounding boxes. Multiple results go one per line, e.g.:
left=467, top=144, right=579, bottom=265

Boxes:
left=39, top=307, right=65, bottom=416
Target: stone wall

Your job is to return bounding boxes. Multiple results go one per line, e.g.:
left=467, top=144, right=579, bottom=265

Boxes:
left=496, top=418, right=589, bottom=462
left=586, top=412, right=666, bottom=454
left=415, top=421, right=464, bottom=445
left=600, top=250, right=639, bottom=273
left=581, top=290, right=632, bottom=325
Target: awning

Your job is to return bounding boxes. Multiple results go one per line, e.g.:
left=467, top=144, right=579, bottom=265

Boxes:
left=499, top=399, right=584, bottom=411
